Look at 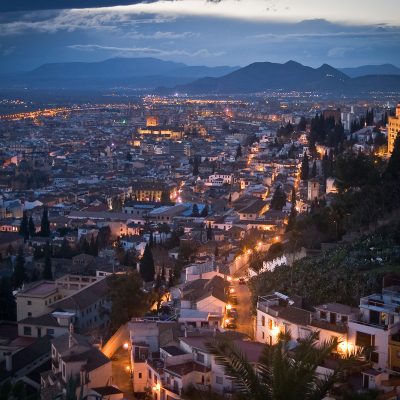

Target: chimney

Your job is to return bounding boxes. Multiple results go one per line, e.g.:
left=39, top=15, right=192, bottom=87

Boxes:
left=5, top=352, right=12, bottom=372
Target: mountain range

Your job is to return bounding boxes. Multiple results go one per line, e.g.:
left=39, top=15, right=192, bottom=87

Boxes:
left=1, top=57, right=400, bottom=94
left=339, top=63, right=400, bottom=78
left=0, top=58, right=238, bottom=90
left=171, top=61, right=400, bottom=94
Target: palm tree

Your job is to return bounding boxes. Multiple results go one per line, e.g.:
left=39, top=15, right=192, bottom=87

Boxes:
left=206, top=332, right=363, bottom=400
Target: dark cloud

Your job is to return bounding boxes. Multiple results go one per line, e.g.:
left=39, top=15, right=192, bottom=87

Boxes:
left=0, top=0, right=154, bottom=13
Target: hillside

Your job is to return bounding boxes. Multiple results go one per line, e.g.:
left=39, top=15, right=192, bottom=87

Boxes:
left=0, top=57, right=238, bottom=90
left=340, top=64, right=400, bottom=78
left=173, top=60, right=350, bottom=94
left=171, top=60, right=400, bottom=94
left=250, top=222, right=400, bottom=309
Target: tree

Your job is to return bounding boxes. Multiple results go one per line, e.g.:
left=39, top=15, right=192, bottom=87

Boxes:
left=89, top=235, right=98, bottom=257
left=270, top=186, right=287, bottom=211
left=0, top=277, right=16, bottom=321
left=40, top=207, right=50, bottom=237
left=108, top=271, right=151, bottom=331
left=13, top=246, right=26, bottom=289
left=160, top=190, right=170, bottom=204
left=18, top=211, right=29, bottom=240
left=149, top=231, right=154, bottom=248
left=139, top=244, right=155, bottom=282
left=42, top=242, right=53, bottom=280
left=28, top=215, right=36, bottom=237
left=286, top=187, right=297, bottom=232
left=111, top=196, right=122, bottom=211
left=236, top=144, right=242, bottom=159
left=297, top=116, right=307, bottom=131
left=300, top=153, right=309, bottom=181
left=193, top=156, right=199, bottom=176
left=206, top=222, right=213, bottom=241
left=207, top=332, right=361, bottom=400
left=200, top=204, right=209, bottom=217
left=384, top=135, right=400, bottom=181
left=311, top=160, right=317, bottom=178
left=192, top=204, right=199, bottom=217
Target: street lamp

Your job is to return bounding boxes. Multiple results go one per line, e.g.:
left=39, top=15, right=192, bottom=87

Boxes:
left=153, top=383, right=161, bottom=391
left=123, top=342, right=129, bottom=350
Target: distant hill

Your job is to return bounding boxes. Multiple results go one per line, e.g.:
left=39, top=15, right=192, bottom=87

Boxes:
left=3, top=58, right=400, bottom=94
left=0, top=57, right=239, bottom=90
left=340, top=64, right=400, bottom=78
left=171, top=61, right=349, bottom=94
left=169, top=60, right=400, bottom=94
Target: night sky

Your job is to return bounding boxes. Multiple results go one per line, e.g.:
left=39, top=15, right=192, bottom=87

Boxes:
left=0, top=0, right=399, bottom=73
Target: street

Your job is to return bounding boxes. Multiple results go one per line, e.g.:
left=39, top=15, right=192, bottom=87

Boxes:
left=231, top=280, right=254, bottom=339
left=111, top=346, right=135, bottom=400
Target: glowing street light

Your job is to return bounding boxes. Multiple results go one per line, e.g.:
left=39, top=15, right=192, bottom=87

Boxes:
left=123, top=342, right=129, bottom=350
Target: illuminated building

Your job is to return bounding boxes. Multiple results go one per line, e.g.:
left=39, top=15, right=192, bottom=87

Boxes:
left=136, top=127, right=183, bottom=141
left=146, top=116, right=159, bottom=127
left=388, top=103, right=400, bottom=153
left=130, top=181, right=175, bottom=202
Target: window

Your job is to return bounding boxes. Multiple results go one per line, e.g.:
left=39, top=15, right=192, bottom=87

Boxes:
left=62, top=363, right=66, bottom=378
left=320, top=311, right=327, bottom=320
left=196, top=353, right=205, bottom=363
left=27, top=300, right=32, bottom=305
left=148, top=370, right=152, bottom=379
left=356, top=331, right=375, bottom=347
left=261, top=316, right=265, bottom=327
left=47, top=328, right=55, bottom=336
left=138, top=372, right=142, bottom=379
left=371, top=352, right=379, bottom=363
left=23, top=326, right=32, bottom=335
left=262, top=332, right=265, bottom=339
left=28, top=312, right=32, bottom=317
left=268, top=319, right=273, bottom=330
left=341, top=315, right=348, bottom=323
left=216, top=376, right=223, bottom=385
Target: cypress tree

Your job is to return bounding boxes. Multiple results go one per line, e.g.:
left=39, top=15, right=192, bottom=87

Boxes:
left=13, top=246, right=26, bottom=289
left=28, top=215, right=36, bottom=237
left=236, top=144, right=242, bottom=159
left=300, top=153, right=309, bottom=181
left=271, top=186, right=287, bottom=211
left=192, top=204, right=199, bottom=217
left=43, top=242, right=53, bottom=280
left=19, top=211, right=29, bottom=240
left=160, top=190, right=170, bottom=204
left=311, top=161, right=317, bottom=178
left=40, top=207, right=50, bottom=237
left=193, top=156, right=199, bottom=176
left=286, top=187, right=297, bottom=232
left=139, top=244, right=155, bottom=282
left=385, top=135, right=400, bottom=181
left=200, top=204, right=209, bottom=217
left=206, top=222, right=213, bottom=241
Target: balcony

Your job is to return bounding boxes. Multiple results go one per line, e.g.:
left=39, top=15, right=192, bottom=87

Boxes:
left=349, top=316, right=388, bottom=331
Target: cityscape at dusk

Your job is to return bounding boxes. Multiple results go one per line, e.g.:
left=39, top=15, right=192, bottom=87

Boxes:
left=1, top=1, right=400, bottom=400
